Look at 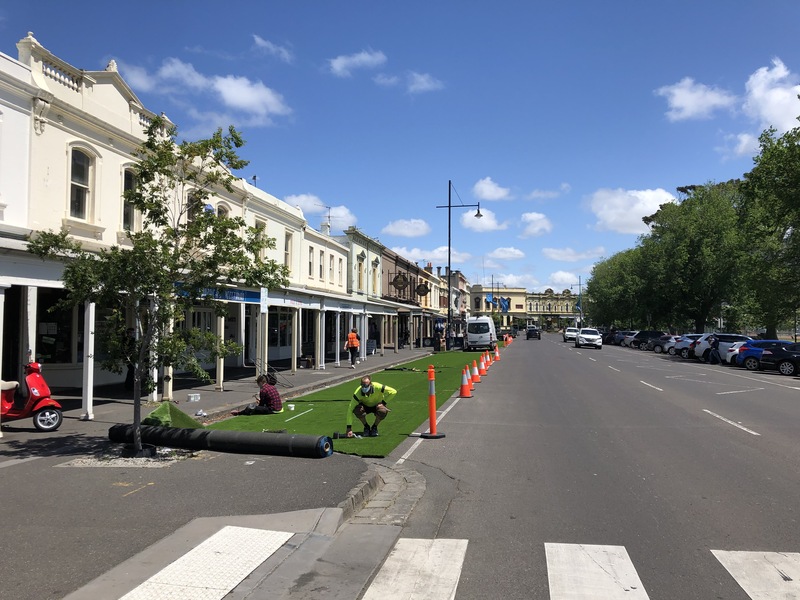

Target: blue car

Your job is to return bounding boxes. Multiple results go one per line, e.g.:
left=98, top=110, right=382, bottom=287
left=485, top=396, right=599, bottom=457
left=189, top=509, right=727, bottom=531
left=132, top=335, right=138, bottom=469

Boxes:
left=736, top=340, right=793, bottom=371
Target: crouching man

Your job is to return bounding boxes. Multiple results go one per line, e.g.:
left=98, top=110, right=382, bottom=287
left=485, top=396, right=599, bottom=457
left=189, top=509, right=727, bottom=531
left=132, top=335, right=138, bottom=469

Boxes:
left=345, top=375, right=397, bottom=437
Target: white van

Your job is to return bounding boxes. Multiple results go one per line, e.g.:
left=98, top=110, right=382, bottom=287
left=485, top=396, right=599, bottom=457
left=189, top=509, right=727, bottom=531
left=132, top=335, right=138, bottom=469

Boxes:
left=465, top=316, right=497, bottom=351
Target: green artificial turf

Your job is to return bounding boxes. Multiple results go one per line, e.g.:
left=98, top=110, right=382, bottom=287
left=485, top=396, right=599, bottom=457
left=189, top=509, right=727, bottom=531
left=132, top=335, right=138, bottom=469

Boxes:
left=142, top=401, right=204, bottom=428
left=207, top=350, right=495, bottom=457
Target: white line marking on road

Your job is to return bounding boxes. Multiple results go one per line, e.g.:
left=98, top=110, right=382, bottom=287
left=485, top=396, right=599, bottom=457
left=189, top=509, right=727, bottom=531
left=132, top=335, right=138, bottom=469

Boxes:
left=588, top=357, right=597, bottom=362
left=686, top=363, right=800, bottom=391
left=712, top=550, right=800, bottom=598
left=0, top=456, right=40, bottom=469
left=285, top=408, right=313, bottom=421
left=362, top=538, right=468, bottom=600
left=703, top=409, right=761, bottom=436
left=397, top=398, right=461, bottom=465
left=640, top=381, right=663, bottom=391
left=120, top=526, right=292, bottom=600
left=546, top=543, right=650, bottom=599
left=717, top=388, right=764, bottom=395
left=608, top=366, right=620, bottom=372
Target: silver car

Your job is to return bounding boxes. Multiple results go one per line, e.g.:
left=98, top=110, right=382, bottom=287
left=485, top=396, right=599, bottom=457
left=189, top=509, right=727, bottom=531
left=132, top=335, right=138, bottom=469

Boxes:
left=563, top=327, right=579, bottom=342
left=575, top=328, right=603, bottom=349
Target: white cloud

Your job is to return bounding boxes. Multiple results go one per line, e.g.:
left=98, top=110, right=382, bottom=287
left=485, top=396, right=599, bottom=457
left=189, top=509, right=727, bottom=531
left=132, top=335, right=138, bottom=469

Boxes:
left=473, top=176, right=511, bottom=201
left=542, top=246, right=605, bottom=262
left=520, top=212, right=553, bottom=238
left=488, top=247, right=525, bottom=260
left=407, top=71, right=444, bottom=93
left=374, top=73, right=400, bottom=87
left=120, top=58, right=291, bottom=126
left=475, top=273, right=540, bottom=289
left=589, top=188, right=676, bottom=235
left=252, top=35, right=293, bottom=64
left=655, top=77, right=737, bottom=121
left=526, top=182, right=571, bottom=200
left=461, top=207, right=507, bottom=232
left=391, top=245, right=471, bottom=265
left=213, top=75, right=291, bottom=118
left=548, top=270, right=579, bottom=288
left=381, top=218, right=431, bottom=237
left=328, top=49, right=387, bottom=77
left=285, top=194, right=356, bottom=232
left=743, top=58, right=800, bottom=134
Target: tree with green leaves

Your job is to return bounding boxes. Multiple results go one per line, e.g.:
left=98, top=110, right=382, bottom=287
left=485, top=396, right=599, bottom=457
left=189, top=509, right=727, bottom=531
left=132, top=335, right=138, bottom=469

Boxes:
left=640, top=181, right=743, bottom=333
left=27, top=116, right=288, bottom=454
left=739, top=125, right=800, bottom=338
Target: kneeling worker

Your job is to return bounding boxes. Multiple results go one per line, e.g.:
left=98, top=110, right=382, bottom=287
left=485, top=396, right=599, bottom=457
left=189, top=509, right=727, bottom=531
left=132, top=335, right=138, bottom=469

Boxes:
left=346, top=375, right=397, bottom=437
left=231, top=374, right=283, bottom=416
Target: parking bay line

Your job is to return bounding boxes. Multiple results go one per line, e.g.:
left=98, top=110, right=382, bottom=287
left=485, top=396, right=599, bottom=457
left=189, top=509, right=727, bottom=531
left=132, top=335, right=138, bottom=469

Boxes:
left=703, top=409, right=760, bottom=436
left=640, top=381, right=663, bottom=392
left=716, top=388, right=764, bottom=395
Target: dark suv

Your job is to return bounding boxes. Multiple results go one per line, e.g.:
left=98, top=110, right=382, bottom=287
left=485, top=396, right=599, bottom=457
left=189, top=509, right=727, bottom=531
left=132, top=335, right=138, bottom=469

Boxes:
left=630, top=330, right=668, bottom=349
left=526, top=326, right=541, bottom=340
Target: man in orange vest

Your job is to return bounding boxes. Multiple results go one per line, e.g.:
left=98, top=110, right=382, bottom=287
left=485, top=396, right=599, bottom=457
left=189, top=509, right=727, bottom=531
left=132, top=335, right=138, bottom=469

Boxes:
left=344, top=327, right=360, bottom=369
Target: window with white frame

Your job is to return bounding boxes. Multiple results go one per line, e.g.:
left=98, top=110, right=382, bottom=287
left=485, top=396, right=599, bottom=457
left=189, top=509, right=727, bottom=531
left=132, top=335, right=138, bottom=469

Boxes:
left=329, top=255, right=334, bottom=282
left=122, top=168, right=136, bottom=230
left=308, top=246, right=314, bottom=278
left=70, top=148, right=92, bottom=220
left=217, top=204, right=230, bottom=218
left=255, top=219, right=267, bottom=259
left=319, top=250, right=324, bottom=279
left=284, top=232, right=292, bottom=273
left=338, top=258, right=343, bottom=286
left=357, top=257, right=365, bottom=291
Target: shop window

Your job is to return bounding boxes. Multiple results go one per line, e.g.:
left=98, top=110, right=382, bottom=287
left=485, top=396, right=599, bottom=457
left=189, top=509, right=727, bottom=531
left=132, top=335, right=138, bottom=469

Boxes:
left=36, top=288, right=82, bottom=364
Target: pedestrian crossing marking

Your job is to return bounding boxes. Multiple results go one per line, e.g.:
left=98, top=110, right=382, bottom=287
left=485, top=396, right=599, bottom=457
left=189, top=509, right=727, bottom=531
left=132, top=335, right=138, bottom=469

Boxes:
left=362, top=538, right=469, bottom=600
left=545, top=543, right=650, bottom=599
left=712, top=550, right=800, bottom=599
left=119, top=526, right=293, bottom=600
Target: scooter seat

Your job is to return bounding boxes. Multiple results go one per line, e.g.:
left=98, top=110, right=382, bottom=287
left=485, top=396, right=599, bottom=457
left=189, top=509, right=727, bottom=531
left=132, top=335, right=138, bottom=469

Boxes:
left=1, top=380, right=19, bottom=391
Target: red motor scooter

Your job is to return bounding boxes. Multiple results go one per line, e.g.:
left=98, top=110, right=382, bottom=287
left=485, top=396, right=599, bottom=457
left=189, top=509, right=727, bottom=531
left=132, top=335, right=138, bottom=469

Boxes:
left=1, top=362, right=63, bottom=432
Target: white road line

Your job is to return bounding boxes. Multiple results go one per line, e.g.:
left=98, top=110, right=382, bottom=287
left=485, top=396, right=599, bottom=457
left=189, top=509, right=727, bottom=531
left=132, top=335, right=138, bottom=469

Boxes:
left=687, top=364, right=800, bottom=391
left=285, top=408, right=313, bottom=421
left=120, top=526, right=292, bottom=600
left=588, top=357, right=597, bottom=362
left=703, top=409, right=761, bottom=436
left=608, top=366, right=621, bottom=372
left=640, top=381, right=663, bottom=391
left=717, top=388, right=764, bottom=395
left=396, top=398, right=461, bottom=465
left=712, top=550, right=800, bottom=599
left=362, top=538, right=468, bottom=600
left=0, top=456, right=40, bottom=469
left=546, top=543, right=650, bottom=599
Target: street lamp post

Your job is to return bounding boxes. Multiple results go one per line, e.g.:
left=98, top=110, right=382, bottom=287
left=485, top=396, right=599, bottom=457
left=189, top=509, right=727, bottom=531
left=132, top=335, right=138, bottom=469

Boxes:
left=571, top=275, right=583, bottom=327
left=437, top=180, right=482, bottom=350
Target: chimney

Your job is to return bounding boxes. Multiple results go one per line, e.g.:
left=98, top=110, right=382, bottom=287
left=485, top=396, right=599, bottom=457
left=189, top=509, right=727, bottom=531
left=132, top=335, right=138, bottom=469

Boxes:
left=321, top=221, right=331, bottom=236
left=436, top=266, right=442, bottom=277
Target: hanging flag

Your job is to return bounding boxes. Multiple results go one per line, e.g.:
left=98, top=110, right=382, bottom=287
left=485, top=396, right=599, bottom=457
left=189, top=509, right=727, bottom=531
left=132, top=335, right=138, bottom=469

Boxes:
left=499, top=297, right=510, bottom=313
left=486, top=293, right=494, bottom=304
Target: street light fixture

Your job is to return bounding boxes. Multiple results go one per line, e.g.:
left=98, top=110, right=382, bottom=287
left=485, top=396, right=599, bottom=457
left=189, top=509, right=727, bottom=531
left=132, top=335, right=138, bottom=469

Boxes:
left=437, top=180, right=482, bottom=350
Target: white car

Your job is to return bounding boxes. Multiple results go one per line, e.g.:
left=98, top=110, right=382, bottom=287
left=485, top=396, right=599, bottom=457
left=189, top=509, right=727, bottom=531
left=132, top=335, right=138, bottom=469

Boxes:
left=575, top=328, right=602, bottom=349
left=563, top=327, right=579, bottom=342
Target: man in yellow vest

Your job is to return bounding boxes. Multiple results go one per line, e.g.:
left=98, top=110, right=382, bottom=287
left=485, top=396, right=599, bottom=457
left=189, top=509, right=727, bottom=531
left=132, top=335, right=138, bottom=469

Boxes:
left=345, top=375, right=397, bottom=437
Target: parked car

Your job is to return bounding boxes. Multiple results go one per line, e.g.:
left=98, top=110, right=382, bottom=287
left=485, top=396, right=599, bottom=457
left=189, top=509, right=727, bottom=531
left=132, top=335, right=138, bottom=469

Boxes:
left=621, top=331, right=639, bottom=347
left=735, top=340, right=788, bottom=371
left=563, top=327, right=579, bottom=342
left=691, top=333, right=752, bottom=363
left=613, top=330, right=635, bottom=345
left=674, top=334, right=703, bottom=359
left=526, top=325, right=541, bottom=340
left=724, top=340, right=748, bottom=365
left=647, top=334, right=678, bottom=354
left=574, top=328, right=603, bottom=349
left=629, top=330, right=667, bottom=349
left=755, top=342, right=800, bottom=376
left=663, top=335, right=683, bottom=355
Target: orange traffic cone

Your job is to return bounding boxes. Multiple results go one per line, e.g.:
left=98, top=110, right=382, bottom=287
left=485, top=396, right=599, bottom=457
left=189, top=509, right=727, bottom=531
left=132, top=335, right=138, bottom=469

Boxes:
left=494, top=346, right=501, bottom=361
left=458, top=368, right=473, bottom=398
left=471, top=360, right=481, bottom=384
left=466, top=364, right=475, bottom=391
left=486, top=350, right=493, bottom=367
left=478, top=355, right=487, bottom=376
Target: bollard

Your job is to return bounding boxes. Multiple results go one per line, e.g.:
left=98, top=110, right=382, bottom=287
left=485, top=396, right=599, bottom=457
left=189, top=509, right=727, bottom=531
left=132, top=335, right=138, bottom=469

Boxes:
left=471, top=359, right=481, bottom=384
left=421, top=364, right=445, bottom=439
left=458, top=367, right=473, bottom=398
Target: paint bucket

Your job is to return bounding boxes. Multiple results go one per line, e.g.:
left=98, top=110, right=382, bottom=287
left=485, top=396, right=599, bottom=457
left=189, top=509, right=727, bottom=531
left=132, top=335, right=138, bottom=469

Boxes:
left=288, top=404, right=295, bottom=411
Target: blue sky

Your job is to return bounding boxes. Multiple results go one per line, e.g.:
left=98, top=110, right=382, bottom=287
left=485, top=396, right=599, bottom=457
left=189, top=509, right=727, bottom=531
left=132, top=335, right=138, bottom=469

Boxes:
left=3, top=2, right=800, bottom=292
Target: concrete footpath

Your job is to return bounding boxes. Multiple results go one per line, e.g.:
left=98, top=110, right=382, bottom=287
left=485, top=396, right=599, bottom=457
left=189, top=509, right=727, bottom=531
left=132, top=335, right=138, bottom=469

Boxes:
left=39, top=345, right=436, bottom=600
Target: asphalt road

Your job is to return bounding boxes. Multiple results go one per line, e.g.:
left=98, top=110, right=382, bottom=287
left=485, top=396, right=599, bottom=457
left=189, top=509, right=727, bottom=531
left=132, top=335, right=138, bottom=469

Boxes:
left=397, top=334, right=800, bottom=599
left=5, top=336, right=800, bottom=599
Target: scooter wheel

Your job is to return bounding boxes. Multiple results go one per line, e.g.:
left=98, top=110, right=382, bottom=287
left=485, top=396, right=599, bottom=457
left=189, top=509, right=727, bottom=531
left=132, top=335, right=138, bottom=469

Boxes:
left=34, top=407, right=63, bottom=432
